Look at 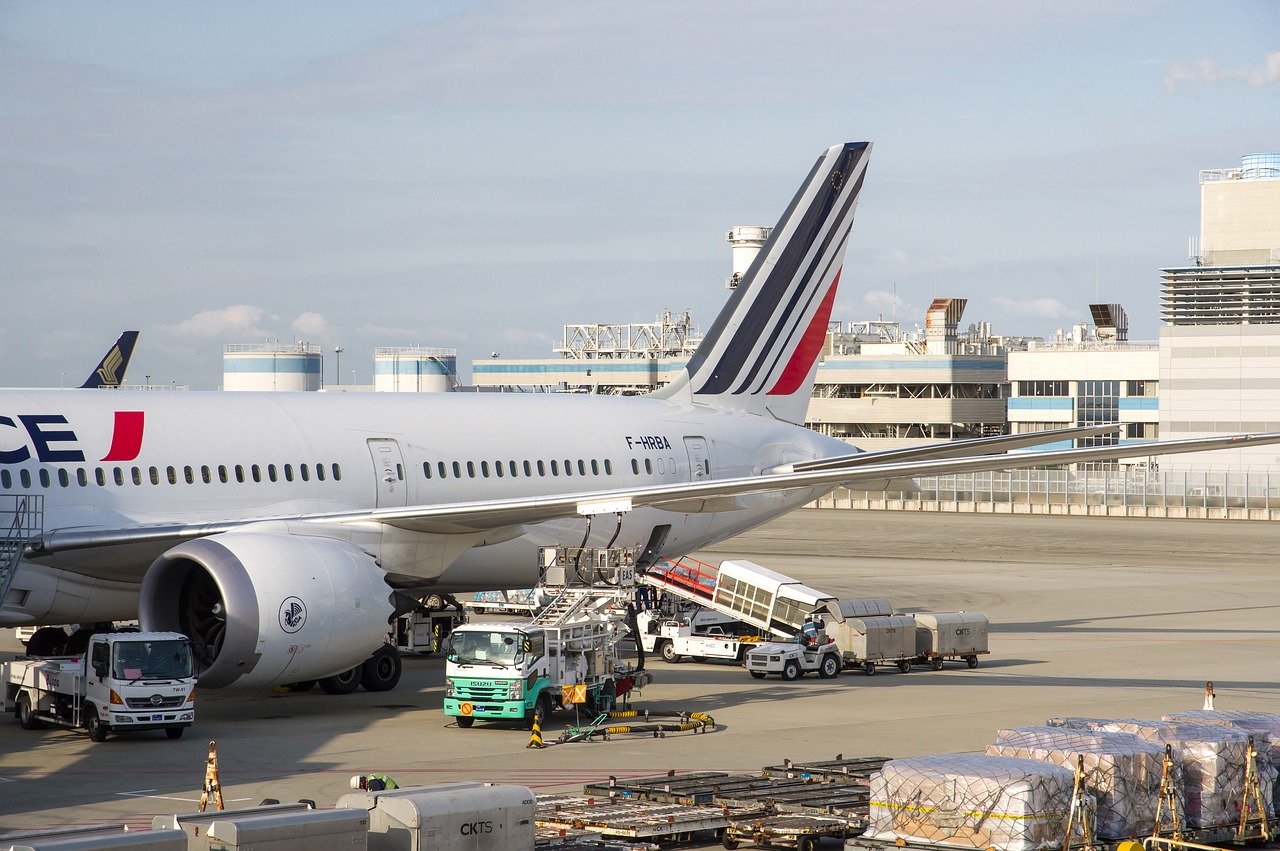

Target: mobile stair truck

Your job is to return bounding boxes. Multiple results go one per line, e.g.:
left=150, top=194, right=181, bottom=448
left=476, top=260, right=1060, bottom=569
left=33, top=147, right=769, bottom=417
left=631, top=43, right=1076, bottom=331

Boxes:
left=443, top=546, right=652, bottom=730
left=3, top=631, right=196, bottom=742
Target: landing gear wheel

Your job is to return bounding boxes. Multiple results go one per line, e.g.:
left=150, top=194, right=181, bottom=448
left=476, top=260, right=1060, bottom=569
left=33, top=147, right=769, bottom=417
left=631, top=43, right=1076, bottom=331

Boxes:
left=25, top=627, right=68, bottom=657
left=931, top=658, right=944, bottom=671
left=318, top=666, right=361, bottom=695
left=864, top=661, right=876, bottom=676
left=17, top=695, right=42, bottom=730
left=165, top=727, right=184, bottom=740
left=660, top=642, right=679, bottom=663
left=85, top=707, right=108, bottom=743
left=423, top=593, right=445, bottom=610
left=456, top=715, right=474, bottom=728
left=966, top=655, right=979, bottom=669
left=749, top=671, right=767, bottom=680
left=898, top=659, right=911, bottom=673
left=819, top=654, right=840, bottom=679
left=360, top=645, right=402, bottom=692
left=781, top=660, right=801, bottom=681
left=286, top=680, right=317, bottom=692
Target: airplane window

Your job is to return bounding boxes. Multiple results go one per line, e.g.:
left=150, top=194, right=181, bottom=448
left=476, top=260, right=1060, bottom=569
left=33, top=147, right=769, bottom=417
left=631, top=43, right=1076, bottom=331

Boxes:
left=631, top=459, right=639, bottom=475
left=522, top=460, right=531, bottom=477
left=300, top=464, right=310, bottom=482
left=37, top=469, right=49, bottom=488
left=332, top=464, right=342, bottom=481
left=537, top=460, right=545, bottom=477
left=58, top=468, right=69, bottom=488
left=494, top=460, right=503, bottom=478
left=202, top=465, right=212, bottom=484
left=315, top=463, right=326, bottom=482
left=235, top=464, right=245, bottom=483
left=604, top=459, right=612, bottom=475
left=268, top=464, right=278, bottom=483
left=77, top=468, right=88, bottom=487
left=590, top=460, right=599, bottom=476
left=564, top=460, right=573, bottom=477
left=0, top=470, right=9, bottom=488
left=149, top=466, right=160, bottom=485
left=250, top=464, right=261, bottom=483
left=644, top=459, right=653, bottom=475
left=396, top=463, right=403, bottom=481
left=467, top=461, right=476, bottom=478
left=578, top=460, right=588, bottom=475
left=113, top=467, right=124, bottom=486
left=20, top=469, right=32, bottom=488
left=283, top=464, right=293, bottom=482
left=422, top=462, right=432, bottom=480
left=438, top=461, right=447, bottom=479
left=96, top=468, right=106, bottom=487
left=131, top=467, right=143, bottom=486
left=669, top=457, right=677, bottom=475
left=655, top=458, right=665, bottom=475
left=550, top=460, right=559, bottom=476
left=480, top=461, right=490, bottom=478
left=166, top=466, right=177, bottom=485
left=452, top=461, right=461, bottom=478
left=184, top=466, right=195, bottom=485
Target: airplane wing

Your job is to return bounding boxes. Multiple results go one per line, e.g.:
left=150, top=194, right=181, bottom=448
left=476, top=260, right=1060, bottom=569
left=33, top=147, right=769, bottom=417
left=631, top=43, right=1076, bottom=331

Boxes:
left=29, top=430, right=1280, bottom=557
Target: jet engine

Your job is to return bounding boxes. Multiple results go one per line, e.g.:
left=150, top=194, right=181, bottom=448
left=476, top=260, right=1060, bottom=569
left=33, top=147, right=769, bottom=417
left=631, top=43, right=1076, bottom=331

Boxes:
left=139, top=532, right=395, bottom=689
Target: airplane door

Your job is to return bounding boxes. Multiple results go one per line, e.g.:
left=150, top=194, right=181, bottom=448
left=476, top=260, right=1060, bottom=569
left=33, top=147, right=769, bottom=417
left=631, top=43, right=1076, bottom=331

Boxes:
left=684, top=436, right=710, bottom=482
left=367, top=438, right=408, bottom=508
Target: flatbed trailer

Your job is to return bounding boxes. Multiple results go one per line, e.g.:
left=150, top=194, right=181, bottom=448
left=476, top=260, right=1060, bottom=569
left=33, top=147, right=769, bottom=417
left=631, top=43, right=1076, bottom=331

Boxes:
left=760, top=755, right=890, bottom=784
left=536, top=794, right=764, bottom=844
left=723, top=813, right=856, bottom=850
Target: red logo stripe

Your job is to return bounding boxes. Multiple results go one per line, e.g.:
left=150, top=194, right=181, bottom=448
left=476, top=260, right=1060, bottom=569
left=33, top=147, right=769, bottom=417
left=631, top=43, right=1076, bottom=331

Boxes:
left=766, top=269, right=841, bottom=396
left=100, top=411, right=145, bottom=462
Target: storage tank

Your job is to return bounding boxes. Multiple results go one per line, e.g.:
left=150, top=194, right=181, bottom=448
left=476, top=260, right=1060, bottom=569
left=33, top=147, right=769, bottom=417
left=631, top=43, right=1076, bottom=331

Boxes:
left=373, top=347, right=458, bottom=393
left=223, top=342, right=322, bottom=391
left=725, top=225, right=771, bottom=290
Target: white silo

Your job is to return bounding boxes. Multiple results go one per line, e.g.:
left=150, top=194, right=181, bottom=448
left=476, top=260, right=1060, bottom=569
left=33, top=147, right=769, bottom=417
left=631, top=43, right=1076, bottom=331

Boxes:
left=223, top=342, right=323, bottom=391
left=373, top=347, right=458, bottom=392
left=725, top=225, right=772, bottom=289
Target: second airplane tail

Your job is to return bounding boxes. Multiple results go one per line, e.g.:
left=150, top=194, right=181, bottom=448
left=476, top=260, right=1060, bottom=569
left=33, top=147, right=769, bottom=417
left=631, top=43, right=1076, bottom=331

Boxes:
left=654, top=142, right=871, bottom=424
left=81, top=331, right=140, bottom=389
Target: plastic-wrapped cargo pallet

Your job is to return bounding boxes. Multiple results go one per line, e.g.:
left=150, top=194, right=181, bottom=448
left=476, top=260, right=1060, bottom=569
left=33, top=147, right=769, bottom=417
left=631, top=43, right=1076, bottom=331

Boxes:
left=1163, top=710, right=1280, bottom=818
left=867, top=754, right=1080, bottom=851
left=987, top=726, right=1166, bottom=839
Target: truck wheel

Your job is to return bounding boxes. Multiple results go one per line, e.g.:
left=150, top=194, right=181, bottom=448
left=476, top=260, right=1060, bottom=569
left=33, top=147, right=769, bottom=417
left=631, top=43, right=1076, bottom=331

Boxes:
left=931, top=658, right=944, bottom=671
left=318, top=667, right=361, bottom=695
left=360, top=645, right=402, bottom=692
left=864, top=661, right=876, bottom=676
left=691, top=656, right=708, bottom=664
left=17, top=695, right=43, bottom=730
left=528, top=694, right=551, bottom=731
left=85, top=707, right=108, bottom=742
left=819, top=654, right=840, bottom=679
left=722, top=836, right=740, bottom=850
left=898, top=659, right=911, bottom=673
left=456, top=715, right=474, bottom=728
left=966, top=655, right=979, bottom=669
left=660, top=641, right=679, bottom=663
left=798, top=837, right=817, bottom=851
left=165, top=727, right=184, bottom=740
left=749, top=671, right=767, bottom=680
left=781, top=660, right=801, bottom=681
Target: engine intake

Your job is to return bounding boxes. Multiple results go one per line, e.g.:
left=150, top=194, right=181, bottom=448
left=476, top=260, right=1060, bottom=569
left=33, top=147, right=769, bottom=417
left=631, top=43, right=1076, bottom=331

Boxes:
left=140, top=532, right=394, bottom=688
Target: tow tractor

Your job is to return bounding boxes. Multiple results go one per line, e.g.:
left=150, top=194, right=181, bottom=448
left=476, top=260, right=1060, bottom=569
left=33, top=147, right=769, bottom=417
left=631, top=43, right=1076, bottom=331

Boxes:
left=443, top=546, right=652, bottom=730
left=3, top=631, right=196, bottom=742
left=744, top=635, right=843, bottom=681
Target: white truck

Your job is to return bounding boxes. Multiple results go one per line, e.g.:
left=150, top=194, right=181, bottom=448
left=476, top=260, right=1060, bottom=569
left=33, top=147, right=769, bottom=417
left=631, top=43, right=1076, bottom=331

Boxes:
left=744, top=636, right=843, bottom=681
left=3, top=631, right=196, bottom=742
left=635, top=608, right=761, bottom=663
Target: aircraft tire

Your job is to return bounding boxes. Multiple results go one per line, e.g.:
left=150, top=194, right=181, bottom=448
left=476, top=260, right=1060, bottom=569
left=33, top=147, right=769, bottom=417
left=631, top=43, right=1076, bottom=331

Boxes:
left=319, top=667, right=361, bottom=695
left=360, top=645, right=402, bottom=692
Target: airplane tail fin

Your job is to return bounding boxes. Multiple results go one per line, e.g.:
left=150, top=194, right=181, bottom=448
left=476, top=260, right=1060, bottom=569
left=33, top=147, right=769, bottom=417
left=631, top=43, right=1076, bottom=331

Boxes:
left=81, top=331, right=139, bottom=389
left=653, top=142, right=871, bottom=424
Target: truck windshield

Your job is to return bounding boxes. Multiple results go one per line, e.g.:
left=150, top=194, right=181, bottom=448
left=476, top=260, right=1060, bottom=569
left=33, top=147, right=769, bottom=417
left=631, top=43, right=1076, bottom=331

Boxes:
left=112, top=640, right=194, bottom=680
left=447, top=630, right=525, bottom=667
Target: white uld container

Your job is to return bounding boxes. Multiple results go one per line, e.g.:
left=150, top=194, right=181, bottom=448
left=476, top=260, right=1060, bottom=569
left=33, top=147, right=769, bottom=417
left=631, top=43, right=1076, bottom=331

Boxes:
left=154, top=804, right=367, bottom=851
left=3, top=827, right=187, bottom=851
left=912, top=612, right=989, bottom=657
left=831, top=615, right=916, bottom=664
left=336, top=782, right=536, bottom=851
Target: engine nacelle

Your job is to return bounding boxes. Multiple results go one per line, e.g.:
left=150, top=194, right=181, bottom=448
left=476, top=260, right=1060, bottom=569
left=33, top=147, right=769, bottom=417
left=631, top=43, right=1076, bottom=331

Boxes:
left=140, top=532, right=395, bottom=688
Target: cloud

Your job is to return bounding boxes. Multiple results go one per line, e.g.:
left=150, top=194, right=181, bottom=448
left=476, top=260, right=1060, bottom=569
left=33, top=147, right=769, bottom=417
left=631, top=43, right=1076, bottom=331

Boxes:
left=291, top=311, right=328, bottom=339
left=162, top=305, right=279, bottom=339
left=864, top=289, right=906, bottom=310
left=1165, top=52, right=1280, bottom=92
left=992, top=297, right=1075, bottom=319
left=877, top=248, right=911, bottom=265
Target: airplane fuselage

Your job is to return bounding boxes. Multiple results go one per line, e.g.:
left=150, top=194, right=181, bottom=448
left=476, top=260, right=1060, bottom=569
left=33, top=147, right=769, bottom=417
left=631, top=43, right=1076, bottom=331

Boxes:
left=1, top=389, right=853, bottom=626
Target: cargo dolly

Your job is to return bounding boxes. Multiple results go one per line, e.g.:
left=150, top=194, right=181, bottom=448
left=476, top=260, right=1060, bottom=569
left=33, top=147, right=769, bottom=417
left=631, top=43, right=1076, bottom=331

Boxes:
left=722, top=813, right=856, bottom=851
left=760, top=755, right=890, bottom=785
left=535, top=794, right=765, bottom=844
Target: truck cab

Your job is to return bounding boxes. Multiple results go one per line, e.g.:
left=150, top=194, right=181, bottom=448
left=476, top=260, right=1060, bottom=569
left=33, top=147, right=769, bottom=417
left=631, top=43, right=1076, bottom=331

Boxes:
left=442, top=623, right=550, bottom=728
left=4, top=631, right=196, bottom=742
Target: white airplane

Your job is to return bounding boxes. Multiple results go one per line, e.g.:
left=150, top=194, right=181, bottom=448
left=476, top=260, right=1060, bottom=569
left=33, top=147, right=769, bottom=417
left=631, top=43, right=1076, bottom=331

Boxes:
left=3, top=142, right=1276, bottom=696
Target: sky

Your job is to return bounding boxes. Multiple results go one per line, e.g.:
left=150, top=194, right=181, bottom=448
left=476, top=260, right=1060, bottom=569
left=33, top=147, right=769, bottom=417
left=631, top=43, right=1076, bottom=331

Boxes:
left=1, top=0, right=1277, bottom=389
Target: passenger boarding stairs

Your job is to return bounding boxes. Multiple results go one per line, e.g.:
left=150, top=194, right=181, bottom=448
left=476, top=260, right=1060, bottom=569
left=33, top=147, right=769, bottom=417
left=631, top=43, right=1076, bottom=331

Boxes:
left=642, top=556, right=834, bottom=641
left=0, top=494, right=43, bottom=610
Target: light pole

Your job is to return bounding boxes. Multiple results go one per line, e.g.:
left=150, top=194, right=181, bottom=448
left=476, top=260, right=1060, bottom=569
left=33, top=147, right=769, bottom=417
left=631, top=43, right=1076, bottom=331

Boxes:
left=334, top=347, right=343, bottom=387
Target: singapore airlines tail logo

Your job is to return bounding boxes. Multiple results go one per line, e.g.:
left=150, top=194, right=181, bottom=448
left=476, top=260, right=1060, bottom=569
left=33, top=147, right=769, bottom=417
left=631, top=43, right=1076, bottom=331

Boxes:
left=95, top=346, right=126, bottom=387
